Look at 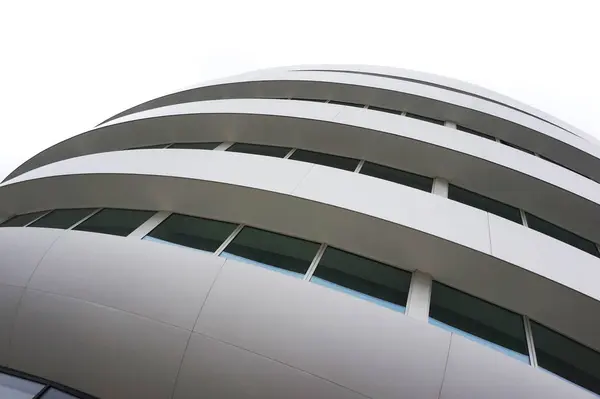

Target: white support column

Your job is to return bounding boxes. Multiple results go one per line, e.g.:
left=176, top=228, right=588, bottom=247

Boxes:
left=127, top=211, right=172, bottom=238
left=23, top=210, right=53, bottom=227
left=432, top=178, right=449, bottom=197
left=214, top=224, right=244, bottom=255
left=214, top=142, right=234, bottom=151
left=283, top=148, right=297, bottom=159
left=304, top=243, right=328, bottom=281
left=523, top=316, right=538, bottom=367
left=444, top=121, right=457, bottom=129
left=354, top=159, right=365, bottom=173
left=520, top=209, right=529, bottom=227
left=68, top=208, right=102, bottom=230
left=405, top=270, right=433, bottom=321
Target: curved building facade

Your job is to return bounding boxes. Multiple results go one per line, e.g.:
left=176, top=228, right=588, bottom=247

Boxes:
left=0, top=65, right=599, bottom=398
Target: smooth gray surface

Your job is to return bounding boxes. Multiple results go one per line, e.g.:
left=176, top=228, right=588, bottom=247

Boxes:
left=173, top=333, right=368, bottom=399
left=196, top=259, right=451, bottom=399
left=0, top=284, right=24, bottom=366
left=440, top=334, right=598, bottom=399
left=9, top=289, right=190, bottom=399
left=0, top=227, right=62, bottom=287
left=0, top=228, right=592, bottom=398
left=27, top=230, right=225, bottom=329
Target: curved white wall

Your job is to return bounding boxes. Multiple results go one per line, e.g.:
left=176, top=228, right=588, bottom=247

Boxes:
left=0, top=65, right=599, bottom=399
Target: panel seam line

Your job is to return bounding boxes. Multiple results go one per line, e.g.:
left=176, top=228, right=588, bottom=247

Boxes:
left=169, top=258, right=228, bottom=399
left=195, top=330, right=373, bottom=399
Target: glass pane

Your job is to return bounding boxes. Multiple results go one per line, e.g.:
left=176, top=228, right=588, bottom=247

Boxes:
left=456, top=125, right=495, bottom=141
left=499, top=139, right=535, bottom=155
left=368, top=105, right=404, bottom=115
left=405, top=112, right=445, bottom=125
left=0, top=372, right=44, bottom=398
left=29, top=209, right=95, bottom=229
left=41, top=388, right=79, bottom=399
left=226, top=143, right=291, bottom=158
left=0, top=211, right=47, bottom=227
left=73, top=209, right=153, bottom=237
left=290, top=150, right=359, bottom=171
left=169, top=142, right=220, bottom=150
left=429, top=282, right=529, bottom=362
left=531, top=321, right=600, bottom=395
left=128, top=143, right=169, bottom=149
left=525, top=212, right=599, bottom=257
left=360, top=162, right=433, bottom=192
left=220, top=227, right=319, bottom=277
left=292, top=98, right=327, bottom=103
left=448, top=185, right=522, bottom=224
left=145, top=214, right=237, bottom=252
left=328, top=100, right=364, bottom=108
left=311, top=247, right=410, bottom=312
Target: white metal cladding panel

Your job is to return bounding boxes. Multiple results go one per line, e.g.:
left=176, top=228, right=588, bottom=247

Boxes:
left=173, top=333, right=369, bottom=399
left=26, top=229, right=226, bottom=330
left=195, top=259, right=452, bottom=399
left=0, top=227, right=594, bottom=398
left=440, top=334, right=597, bottom=399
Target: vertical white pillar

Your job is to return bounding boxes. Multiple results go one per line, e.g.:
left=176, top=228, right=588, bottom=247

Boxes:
left=406, top=270, right=433, bottom=321
left=214, top=142, right=234, bottom=151
left=127, top=211, right=172, bottom=238
left=432, top=178, right=449, bottom=197
left=444, top=121, right=457, bottom=129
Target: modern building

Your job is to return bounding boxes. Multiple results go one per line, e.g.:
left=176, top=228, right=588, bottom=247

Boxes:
left=0, top=65, right=599, bottom=399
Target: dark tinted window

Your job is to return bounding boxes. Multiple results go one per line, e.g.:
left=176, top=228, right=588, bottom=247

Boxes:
left=328, top=100, right=364, bottom=108
left=405, top=112, right=445, bottom=125
left=430, top=282, right=529, bottom=362
left=292, top=98, right=327, bottom=103
left=290, top=149, right=359, bottom=171
left=169, top=142, right=220, bottom=150
left=29, top=209, right=95, bottom=229
left=311, top=247, right=410, bottom=312
left=448, top=184, right=522, bottom=224
left=499, top=139, right=535, bottom=155
left=368, top=105, right=404, bottom=115
left=226, top=143, right=291, bottom=158
left=220, top=227, right=319, bottom=277
left=74, top=209, right=153, bottom=237
left=128, top=143, right=169, bottom=150
left=360, top=162, right=433, bottom=192
left=145, top=214, right=237, bottom=252
left=456, top=125, right=495, bottom=141
left=525, top=212, right=599, bottom=256
left=0, top=211, right=47, bottom=227
left=531, top=321, right=600, bottom=395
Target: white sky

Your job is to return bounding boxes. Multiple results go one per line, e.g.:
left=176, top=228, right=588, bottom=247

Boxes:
left=1, top=0, right=598, bottom=180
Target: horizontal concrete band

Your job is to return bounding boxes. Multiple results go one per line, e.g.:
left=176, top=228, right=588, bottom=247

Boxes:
left=99, top=65, right=593, bottom=147
left=0, top=228, right=595, bottom=399
left=7, top=101, right=600, bottom=246
left=0, top=150, right=599, bottom=353
left=88, top=69, right=598, bottom=169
